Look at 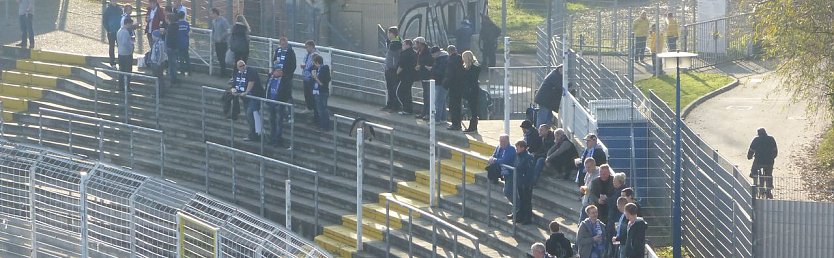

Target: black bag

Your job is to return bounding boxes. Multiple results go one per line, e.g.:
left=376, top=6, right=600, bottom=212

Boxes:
left=525, top=106, right=539, bottom=126
left=486, top=163, right=502, bottom=183
left=348, top=117, right=376, bottom=142
left=221, top=91, right=240, bottom=120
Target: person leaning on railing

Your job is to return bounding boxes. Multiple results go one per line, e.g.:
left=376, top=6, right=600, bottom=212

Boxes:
left=229, top=60, right=263, bottom=141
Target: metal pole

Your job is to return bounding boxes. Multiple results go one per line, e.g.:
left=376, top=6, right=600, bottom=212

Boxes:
left=160, top=134, right=165, bottom=176
left=501, top=0, right=507, bottom=38
left=431, top=223, right=437, bottom=258
left=155, top=79, right=160, bottom=128
left=429, top=80, right=437, bottom=207
left=94, top=70, right=99, bottom=117
left=673, top=56, right=683, bottom=258
left=314, top=173, right=319, bottom=234
left=201, top=88, right=207, bottom=142
left=68, top=120, right=74, bottom=153
left=503, top=37, right=510, bottom=135
left=487, top=171, right=492, bottom=227
left=285, top=179, right=291, bottom=229
left=28, top=156, right=40, bottom=258
left=332, top=117, right=338, bottom=174
left=209, top=29, right=214, bottom=75
left=461, top=154, right=466, bottom=217
left=98, top=122, right=104, bottom=160
left=596, top=11, right=602, bottom=63
left=512, top=167, right=517, bottom=235
left=79, top=171, right=91, bottom=258
left=546, top=0, right=553, bottom=71
left=205, top=141, right=210, bottom=193
left=355, top=128, right=364, bottom=251
left=260, top=158, right=265, bottom=216
left=38, top=110, right=42, bottom=145
left=408, top=209, right=413, bottom=257
left=260, top=100, right=265, bottom=154
left=232, top=150, right=237, bottom=202
left=389, top=132, right=394, bottom=192
left=124, top=78, right=129, bottom=124
left=129, top=129, right=134, bottom=168
left=290, top=106, right=295, bottom=161
left=655, top=3, right=661, bottom=76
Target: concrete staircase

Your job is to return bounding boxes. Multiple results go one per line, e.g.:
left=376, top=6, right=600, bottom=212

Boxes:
left=0, top=47, right=585, bottom=257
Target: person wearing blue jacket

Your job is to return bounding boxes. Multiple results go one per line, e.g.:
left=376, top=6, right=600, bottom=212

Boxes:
left=489, top=135, right=516, bottom=201
left=174, top=11, right=191, bottom=76
left=103, top=1, right=123, bottom=67
left=311, top=54, right=331, bottom=131
left=513, top=140, right=536, bottom=225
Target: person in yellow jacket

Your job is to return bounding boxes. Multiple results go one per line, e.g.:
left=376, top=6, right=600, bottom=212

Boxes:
left=666, top=12, right=679, bottom=51
left=648, top=24, right=666, bottom=70
left=633, top=11, right=650, bottom=63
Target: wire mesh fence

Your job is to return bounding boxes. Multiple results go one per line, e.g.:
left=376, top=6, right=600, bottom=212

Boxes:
left=0, top=139, right=330, bottom=258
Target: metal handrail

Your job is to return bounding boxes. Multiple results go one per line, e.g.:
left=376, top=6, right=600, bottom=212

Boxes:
left=92, top=67, right=161, bottom=129
left=0, top=100, right=4, bottom=138
left=384, top=196, right=481, bottom=258
left=332, top=113, right=395, bottom=190
left=37, top=107, right=165, bottom=176
left=204, top=141, right=319, bottom=233
left=199, top=86, right=295, bottom=159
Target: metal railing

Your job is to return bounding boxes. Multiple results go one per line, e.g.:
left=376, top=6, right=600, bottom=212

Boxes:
left=0, top=139, right=330, bottom=258
left=92, top=67, right=162, bottom=129
left=383, top=196, right=481, bottom=258
left=332, top=113, right=396, bottom=191
left=682, top=13, right=754, bottom=69
left=204, top=141, right=320, bottom=234
left=483, top=66, right=548, bottom=120
left=199, top=86, right=295, bottom=159
left=436, top=142, right=519, bottom=234
left=752, top=176, right=834, bottom=202
left=559, top=92, right=598, bottom=139
left=36, top=107, right=166, bottom=176
left=0, top=100, right=4, bottom=138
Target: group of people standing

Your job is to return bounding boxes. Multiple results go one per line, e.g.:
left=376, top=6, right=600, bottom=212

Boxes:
left=381, top=26, right=484, bottom=133
left=632, top=11, right=679, bottom=64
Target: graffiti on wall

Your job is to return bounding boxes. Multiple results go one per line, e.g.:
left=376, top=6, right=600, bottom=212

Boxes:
left=391, top=0, right=487, bottom=47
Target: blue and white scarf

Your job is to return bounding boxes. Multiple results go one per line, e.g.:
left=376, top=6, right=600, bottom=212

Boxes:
left=273, top=48, right=288, bottom=70
left=312, top=65, right=322, bottom=95
left=267, top=76, right=281, bottom=100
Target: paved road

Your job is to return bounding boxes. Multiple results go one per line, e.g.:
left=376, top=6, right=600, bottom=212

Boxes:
left=685, top=70, right=828, bottom=180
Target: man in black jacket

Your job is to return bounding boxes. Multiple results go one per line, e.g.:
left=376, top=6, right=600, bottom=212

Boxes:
left=534, top=67, right=564, bottom=128
left=480, top=14, right=501, bottom=67
left=396, top=39, right=417, bottom=115
left=265, top=68, right=292, bottom=147
left=382, top=26, right=403, bottom=112
left=576, top=134, right=607, bottom=187
left=445, top=45, right=465, bottom=130
left=230, top=60, right=263, bottom=141
left=545, top=221, right=574, bottom=258
left=431, top=46, right=450, bottom=123
left=622, top=203, right=647, bottom=258
left=748, top=127, right=777, bottom=199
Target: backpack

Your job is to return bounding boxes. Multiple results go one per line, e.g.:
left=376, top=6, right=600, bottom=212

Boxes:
left=150, top=39, right=168, bottom=65
left=348, top=117, right=376, bottom=142
left=478, top=87, right=492, bottom=119
left=525, top=105, right=539, bottom=126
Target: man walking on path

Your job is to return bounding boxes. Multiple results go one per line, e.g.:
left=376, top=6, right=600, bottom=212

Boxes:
left=16, top=0, right=34, bottom=49
left=748, top=127, right=778, bottom=199
left=103, top=1, right=122, bottom=66
left=210, top=8, right=230, bottom=76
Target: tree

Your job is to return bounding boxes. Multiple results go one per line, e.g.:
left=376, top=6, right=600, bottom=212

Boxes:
left=744, top=0, right=834, bottom=112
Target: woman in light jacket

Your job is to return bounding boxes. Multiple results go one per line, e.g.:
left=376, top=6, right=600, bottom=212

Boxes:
left=576, top=205, right=607, bottom=258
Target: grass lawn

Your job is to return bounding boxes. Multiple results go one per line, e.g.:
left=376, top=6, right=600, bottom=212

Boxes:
left=654, top=246, right=691, bottom=258
left=635, top=72, right=735, bottom=109
left=487, top=0, right=588, bottom=53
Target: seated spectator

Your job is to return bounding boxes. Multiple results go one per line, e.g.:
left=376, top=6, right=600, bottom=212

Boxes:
left=521, top=120, right=542, bottom=154
left=579, top=157, right=599, bottom=222
left=487, top=134, right=516, bottom=186
left=546, top=221, right=574, bottom=258
left=612, top=197, right=630, bottom=258
left=589, top=164, right=614, bottom=225
left=623, top=203, right=647, bottom=258
left=530, top=242, right=552, bottom=258
left=545, top=128, right=578, bottom=179
left=532, top=124, right=556, bottom=186
left=512, top=140, right=535, bottom=224
left=577, top=205, right=606, bottom=258
left=576, top=134, right=607, bottom=187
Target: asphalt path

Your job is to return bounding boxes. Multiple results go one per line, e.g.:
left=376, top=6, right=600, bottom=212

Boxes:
left=685, top=71, right=828, bottom=180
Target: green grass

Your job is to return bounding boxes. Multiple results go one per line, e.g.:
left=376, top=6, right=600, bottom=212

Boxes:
left=635, top=72, right=735, bottom=109
left=486, top=0, right=590, bottom=53
left=654, top=246, right=691, bottom=258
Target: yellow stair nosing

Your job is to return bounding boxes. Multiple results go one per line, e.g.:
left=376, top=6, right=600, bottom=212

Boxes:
left=315, top=235, right=356, bottom=258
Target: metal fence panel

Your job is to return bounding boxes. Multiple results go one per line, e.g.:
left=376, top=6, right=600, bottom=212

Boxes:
left=754, top=200, right=834, bottom=258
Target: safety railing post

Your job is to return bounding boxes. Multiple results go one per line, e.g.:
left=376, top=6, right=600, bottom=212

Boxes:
left=259, top=99, right=265, bottom=154
left=314, top=173, right=319, bottom=235
left=232, top=150, right=237, bottom=202
left=503, top=37, right=511, bottom=135
left=461, top=154, right=467, bottom=217
left=332, top=116, right=338, bottom=175
left=431, top=223, right=437, bottom=258
left=429, top=79, right=437, bottom=206
left=209, top=27, right=214, bottom=75
left=201, top=87, right=207, bottom=142
left=259, top=158, right=265, bottom=216
left=289, top=106, right=295, bottom=161
left=155, top=78, right=161, bottom=128
left=28, top=156, right=41, bottom=258
left=389, top=132, right=394, bottom=192
left=487, top=170, right=492, bottom=228
left=124, top=78, right=129, bottom=124
left=408, top=209, right=413, bottom=257
left=79, top=171, right=91, bottom=258
left=160, top=134, right=165, bottom=177
left=97, top=121, right=104, bottom=160
left=129, top=128, right=135, bottom=168
left=94, top=70, right=99, bottom=118
left=385, top=200, right=391, bottom=258
left=512, top=166, right=518, bottom=235
left=355, top=127, right=364, bottom=251
left=0, top=101, right=4, bottom=138
left=68, top=120, right=74, bottom=154
left=285, top=179, right=291, bottom=229
left=38, top=110, right=42, bottom=145
left=205, top=141, right=210, bottom=193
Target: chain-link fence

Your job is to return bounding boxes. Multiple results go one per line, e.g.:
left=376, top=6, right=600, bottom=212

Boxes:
left=681, top=13, right=754, bottom=69
left=0, top=139, right=330, bottom=258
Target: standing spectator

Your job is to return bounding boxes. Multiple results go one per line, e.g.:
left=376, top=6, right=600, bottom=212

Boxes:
left=121, top=5, right=133, bottom=28
left=148, top=29, right=167, bottom=86
left=311, top=54, right=332, bottom=131
left=747, top=127, right=777, bottom=199
left=480, top=14, right=501, bottom=67
left=513, top=140, right=535, bottom=225
left=265, top=68, right=291, bottom=147
left=171, top=0, right=187, bottom=20
left=611, top=197, right=629, bottom=258
left=445, top=45, right=465, bottom=131
left=622, top=203, right=647, bottom=258
left=621, top=187, right=640, bottom=215
left=648, top=24, right=665, bottom=70
left=577, top=205, right=607, bottom=258
left=521, top=120, right=542, bottom=155
left=454, top=19, right=474, bottom=51
left=460, top=50, right=481, bottom=133
left=414, top=37, right=434, bottom=120
left=633, top=11, right=650, bottom=63
left=396, top=39, right=417, bottom=115
left=145, top=0, right=165, bottom=49
left=665, top=13, right=679, bottom=51
left=164, top=13, right=179, bottom=84
left=210, top=8, right=231, bottom=76
left=607, top=172, right=627, bottom=243
left=534, top=67, right=564, bottom=127
left=546, top=128, right=578, bottom=179
left=430, top=46, right=450, bottom=123
left=301, top=40, right=320, bottom=114
left=272, top=37, right=297, bottom=114
left=16, top=0, right=34, bottom=49
left=589, top=164, right=614, bottom=225
left=576, top=134, right=607, bottom=187
left=530, top=242, right=553, bottom=258
left=116, top=18, right=136, bottom=90
left=229, top=60, right=262, bottom=141
left=229, top=16, right=251, bottom=63
left=382, top=26, right=402, bottom=112
left=545, top=221, right=574, bottom=258
left=174, top=12, right=191, bottom=77
left=487, top=135, right=515, bottom=190
left=103, top=1, right=123, bottom=66
left=579, top=157, right=599, bottom=223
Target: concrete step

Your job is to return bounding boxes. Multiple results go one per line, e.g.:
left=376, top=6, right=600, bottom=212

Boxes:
left=322, top=224, right=379, bottom=249
left=314, top=235, right=355, bottom=258
left=341, top=215, right=394, bottom=240
left=449, top=150, right=490, bottom=169
left=378, top=192, right=429, bottom=216
left=436, top=159, right=482, bottom=182
left=413, top=170, right=462, bottom=196
left=29, top=49, right=89, bottom=66
left=1, top=71, right=59, bottom=89
left=15, top=60, right=74, bottom=77
left=0, top=82, right=46, bottom=99
left=395, top=181, right=454, bottom=204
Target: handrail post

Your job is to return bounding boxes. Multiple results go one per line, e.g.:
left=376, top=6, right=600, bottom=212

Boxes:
left=385, top=199, right=391, bottom=258
left=38, top=109, right=42, bottom=145
left=124, top=77, right=129, bottom=124
left=97, top=121, right=103, bottom=160
left=68, top=120, right=74, bottom=154
left=129, top=128, right=134, bottom=168
left=259, top=99, right=265, bottom=154
left=503, top=37, right=511, bottom=135
left=259, top=157, right=265, bottom=216
left=314, top=173, right=319, bottom=235
left=209, top=29, right=214, bottom=75
left=155, top=78, right=161, bottom=129
left=201, top=87, right=207, bottom=142
left=388, top=132, right=394, bottom=192
left=355, top=127, right=364, bottom=251
left=94, top=69, right=99, bottom=118
left=289, top=105, right=295, bottom=161
left=429, top=79, right=437, bottom=206
left=160, top=134, right=165, bottom=177
left=408, top=209, right=413, bottom=258
left=285, top=179, right=291, bottom=229
left=204, top=141, right=210, bottom=193
left=332, top=116, right=337, bottom=175
left=487, top=170, right=492, bottom=228
left=512, top=166, right=518, bottom=235
left=461, top=154, right=467, bottom=217
left=431, top=223, right=437, bottom=258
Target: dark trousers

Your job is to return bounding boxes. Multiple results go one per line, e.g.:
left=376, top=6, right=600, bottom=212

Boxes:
left=420, top=80, right=430, bottom=115
left=167, top=48, right=179, bottom=82
left=314, top=94, right=332, bottom=131
left=117, top=55, right=133, bottom=89
left=384, top=69, right=400, bottom=109
left=214, top=42, right=228, bottom=75
left=752, top=162, right=774, bottom=199
left=267, top=104, right=285, bottom=144
left=667, top=36, right=678, bottom=51
left=303, top=80, right=316, bottom=112
left=243, top=98, right=261, bottom=139
left=449, top=91, right=463, bottom=127
left=107, top=32, right=118, bottom=65
left=514, top=185, right=533, bottom=223
left=464, top=89, right=479, bottom=129
left=19, top=14, right=34, bottom=47
left=483, top=42, right=497, bottom=67
left=397, top=78, right=415, bottom=113
left=635, top=36, right=647, bottom=61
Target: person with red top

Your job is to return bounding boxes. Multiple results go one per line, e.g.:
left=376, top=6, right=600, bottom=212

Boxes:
left=145, top=0, right=165, bottom=48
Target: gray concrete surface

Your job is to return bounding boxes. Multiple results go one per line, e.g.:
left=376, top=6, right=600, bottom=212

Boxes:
left=685, top=61, right=829, bottom=181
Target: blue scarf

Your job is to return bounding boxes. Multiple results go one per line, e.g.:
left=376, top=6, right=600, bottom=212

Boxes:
left=590, top=221, right=605, bottom=258
left=312, top=65, right=322, bottom=95
left=234, top=69, right=248, bottom=93
left=267, top=76, right=281, bottom=100
left=273, top=48, right=287, bottom=70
